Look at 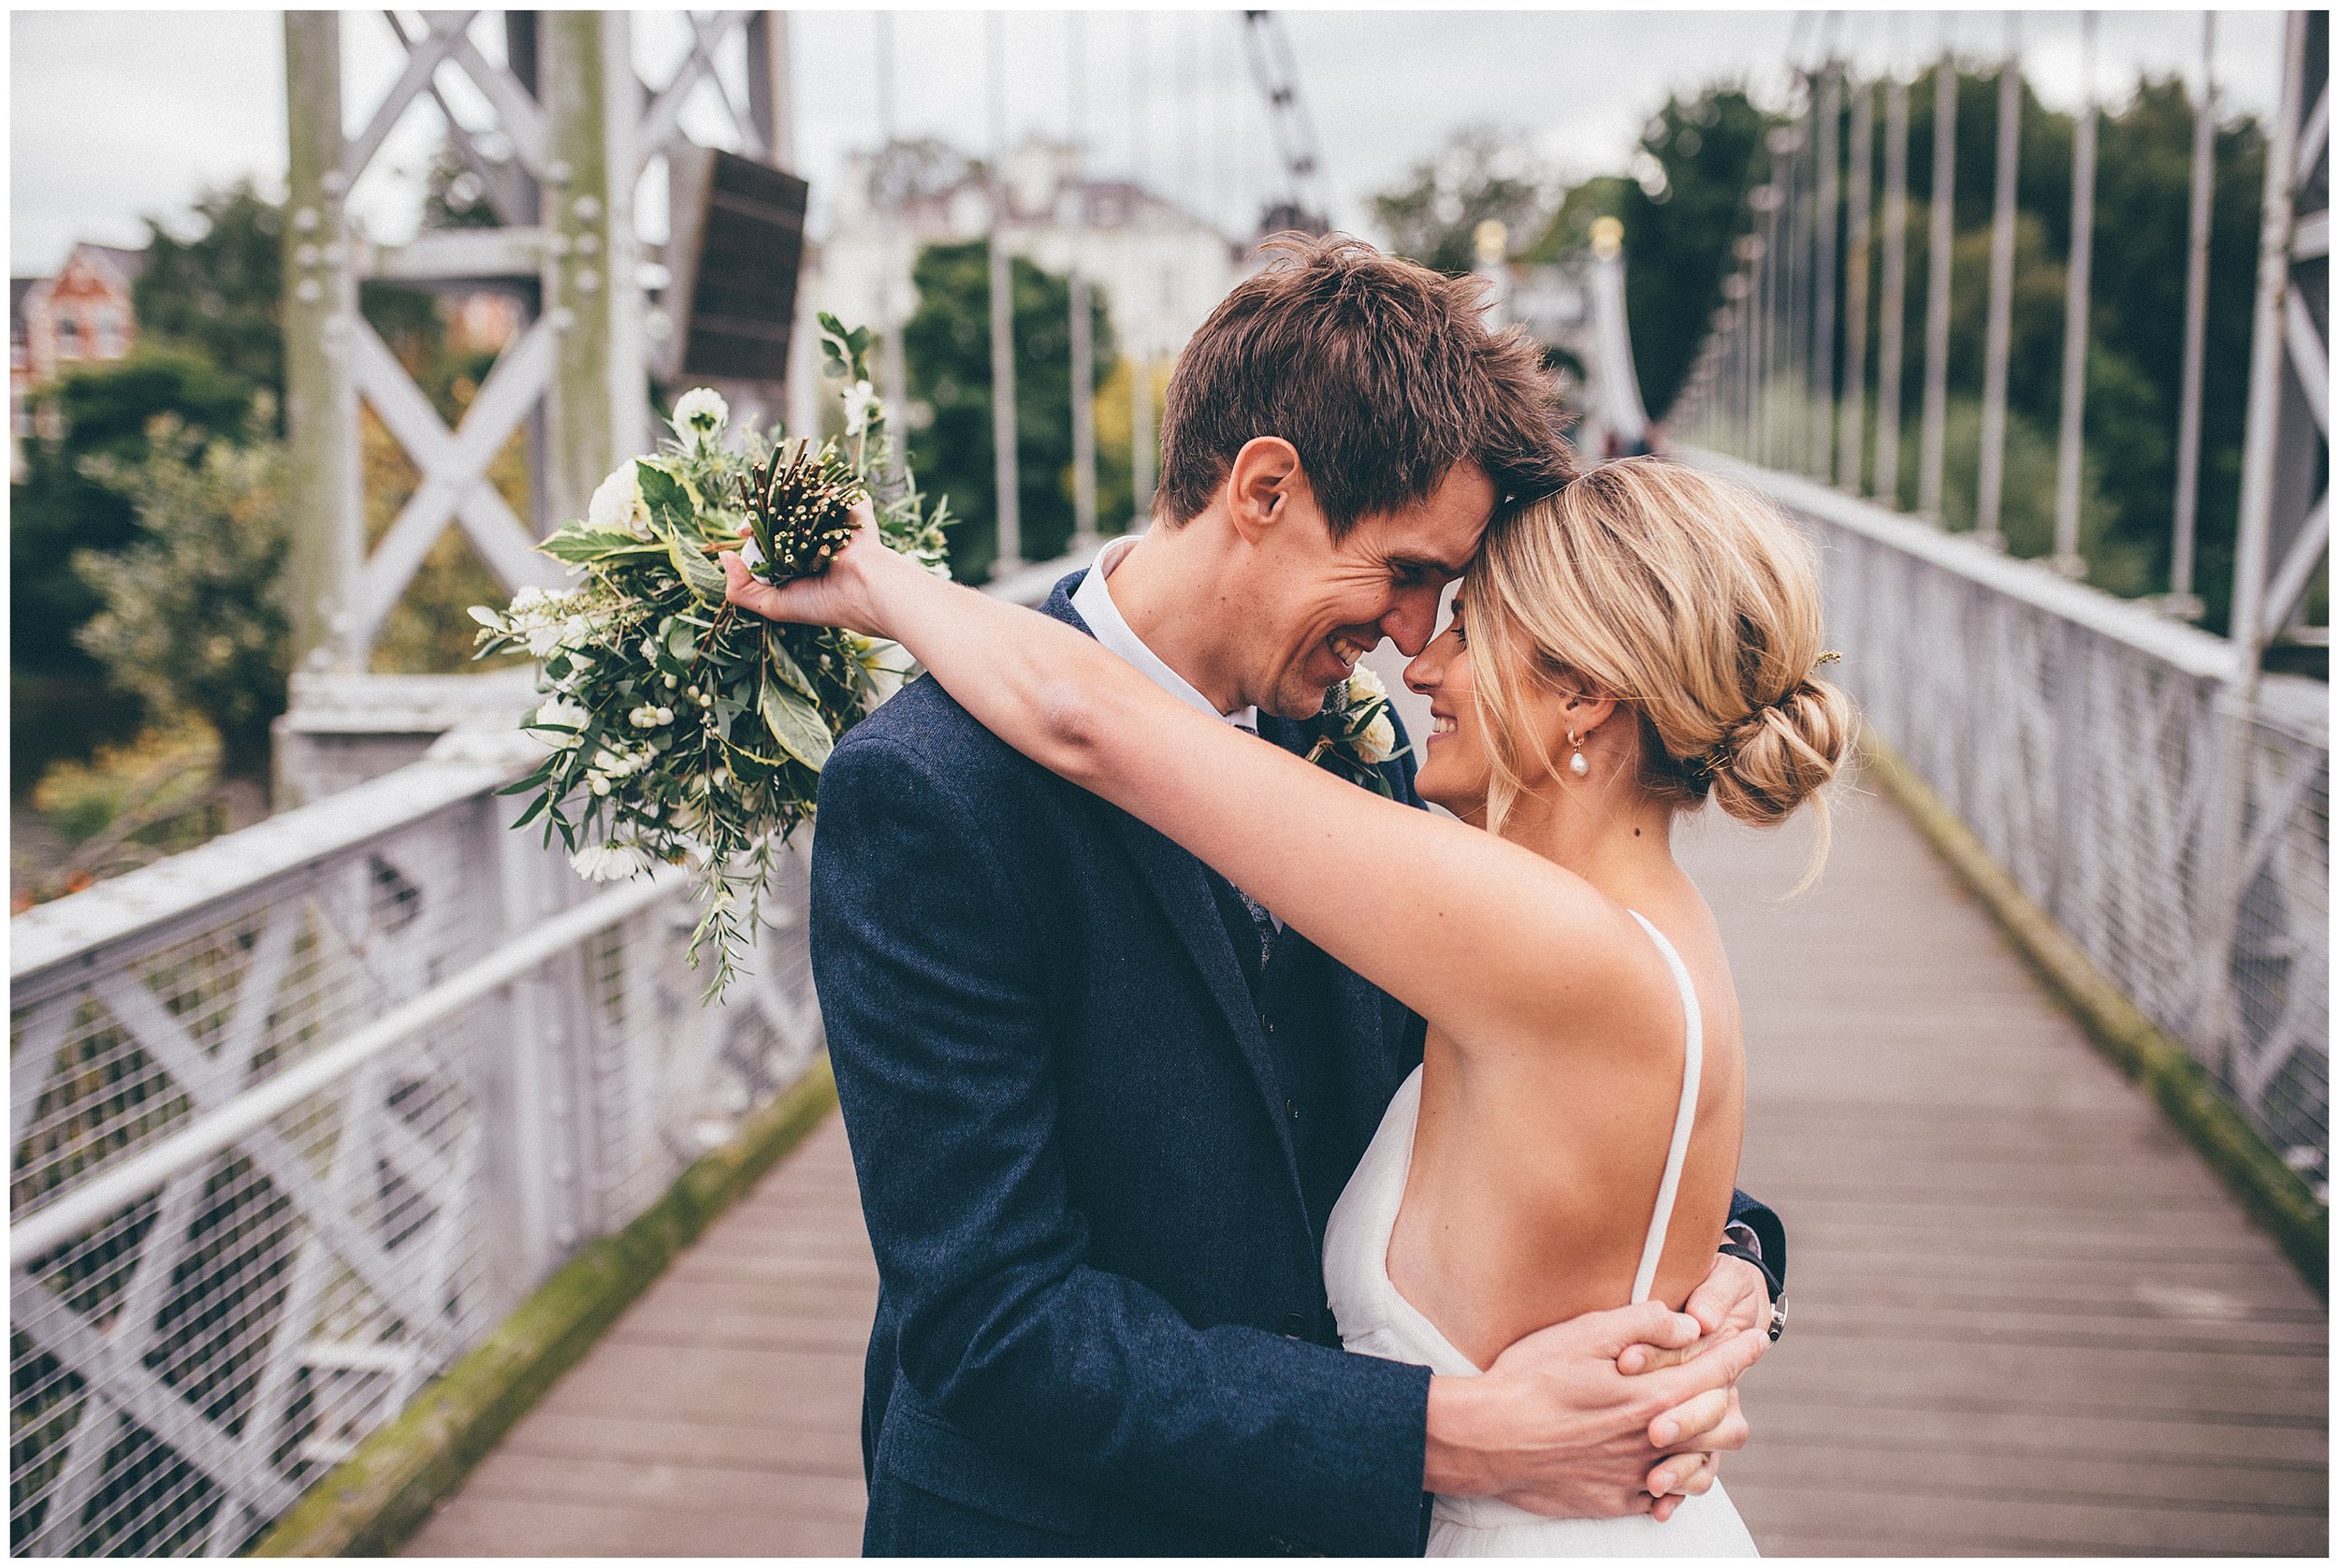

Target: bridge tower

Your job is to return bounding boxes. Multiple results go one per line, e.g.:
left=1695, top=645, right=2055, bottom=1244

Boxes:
left=276, top=12, right=803, bottom=802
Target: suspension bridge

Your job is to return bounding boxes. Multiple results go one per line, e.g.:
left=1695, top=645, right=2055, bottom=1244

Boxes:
left=8, top=9, right=2327, bottom=1558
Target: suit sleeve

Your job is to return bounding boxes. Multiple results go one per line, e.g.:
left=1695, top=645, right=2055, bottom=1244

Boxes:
left=1727, top=1190, right=1788, bottom=1293
left=811, top=732, right=1431, bottom=1556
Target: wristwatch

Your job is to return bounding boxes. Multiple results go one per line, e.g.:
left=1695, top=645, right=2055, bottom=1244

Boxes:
left=1719, top=1223, right=1787, bottom=1343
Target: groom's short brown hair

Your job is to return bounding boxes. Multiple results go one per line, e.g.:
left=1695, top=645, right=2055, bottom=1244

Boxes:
left=1155, top=233, right=1576, bottom=539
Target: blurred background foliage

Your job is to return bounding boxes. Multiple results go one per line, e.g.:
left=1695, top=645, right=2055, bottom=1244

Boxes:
left=901, top=237, right=1126, bottom=584
left=1373, top=63, right=2269, bottom=626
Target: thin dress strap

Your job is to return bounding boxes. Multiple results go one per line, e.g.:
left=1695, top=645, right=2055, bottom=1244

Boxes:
left=1625, top=910, right=1704, bottom=1305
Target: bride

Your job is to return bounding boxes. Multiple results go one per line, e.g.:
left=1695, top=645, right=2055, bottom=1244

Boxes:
left=722, top=455, right=1852, bottom=1555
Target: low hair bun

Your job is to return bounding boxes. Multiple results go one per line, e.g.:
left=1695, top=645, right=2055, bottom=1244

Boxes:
left=1707, top=676, right=1856, bottom=829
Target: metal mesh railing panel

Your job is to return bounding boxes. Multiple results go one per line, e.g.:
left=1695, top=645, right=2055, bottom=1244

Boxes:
left=1793, top=501, right=2330, bottom=1198
left=10, top=768, right=823, bottom=1555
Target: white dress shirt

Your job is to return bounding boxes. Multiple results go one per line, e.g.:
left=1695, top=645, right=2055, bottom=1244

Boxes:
left=1070, top=533, right=1280, bottom=929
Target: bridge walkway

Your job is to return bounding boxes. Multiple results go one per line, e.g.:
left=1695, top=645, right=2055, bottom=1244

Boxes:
left=403, top=773, right=2326, bottom=1558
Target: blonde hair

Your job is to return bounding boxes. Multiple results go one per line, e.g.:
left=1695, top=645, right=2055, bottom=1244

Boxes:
left=1465, top=457, right=1857, bottom=864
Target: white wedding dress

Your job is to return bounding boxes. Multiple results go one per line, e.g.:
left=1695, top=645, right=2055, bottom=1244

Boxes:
left=1323, top=911, right=1760, bottom=1557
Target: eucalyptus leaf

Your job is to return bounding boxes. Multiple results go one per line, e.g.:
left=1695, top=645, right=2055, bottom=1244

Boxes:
left=757, top=678, right=835, bottom=771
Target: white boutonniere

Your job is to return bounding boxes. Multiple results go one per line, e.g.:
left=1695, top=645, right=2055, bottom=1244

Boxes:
left=1300, top=664, right=1407, bottom=796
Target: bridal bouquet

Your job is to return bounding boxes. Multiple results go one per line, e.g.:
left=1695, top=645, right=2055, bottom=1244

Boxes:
left=472, top=315, right=951, bottom=999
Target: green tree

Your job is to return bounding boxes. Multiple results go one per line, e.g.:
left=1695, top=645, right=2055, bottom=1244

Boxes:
left=1605, top=90, right=1780, bottom=423
left=74, top=413, right=291, bottom=813
left=9, top=348, right=254, bottom=786
left=1373, top=127, right=1550, bottom=278
left=133, top=180, right=284, bottom=414
left=902, top=240, right=1121, bottom=582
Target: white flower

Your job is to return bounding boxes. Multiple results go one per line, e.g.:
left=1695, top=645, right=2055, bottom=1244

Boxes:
left=1355, top=711, right=1398, bottom=766
left=670, top=387, right=729, bottom=446
left=570, top=840, right=652, bottom=881
left=841, top=378, right=881, bottom=437
left=468, top=605, right=506, bottom=630
left=1345, top=663, right=1388, bottom=708
left=523, top=623, right=565, bottom=658
left=588, top=462, right=652, bottom=538
left=531, top=698, right=591, bottom=746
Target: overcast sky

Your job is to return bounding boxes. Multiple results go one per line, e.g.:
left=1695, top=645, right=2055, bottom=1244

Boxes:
left=11, top=7, right=2288, bottom=277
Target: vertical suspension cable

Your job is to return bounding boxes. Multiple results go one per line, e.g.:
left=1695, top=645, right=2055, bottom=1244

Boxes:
left=1068, top=11, right=1097, bottom=549
left=2168, top=12, right=2217, bottom=617
left=1875, top=65, right=1910, bottom=506
left=874, top=13, right=908, bottom=477
left=987, top=12, right=1023, bottom=572
left=1810, top=61, right=1840, bottom=479
left=1784, top=72, right=1813, bottom=473
left=1973, top=15, right=2022, bottom=549
left=1839, top=70, right=1874, bottom=492
left=1918, top=24, right=1957, bottom=523
left=2051, top=12, right=2099, bottom=576
left=1128, top=11, right=1156, bottom=527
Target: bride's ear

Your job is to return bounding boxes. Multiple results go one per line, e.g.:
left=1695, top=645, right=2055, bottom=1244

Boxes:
left=1226, top=436, right=1306, bottom=545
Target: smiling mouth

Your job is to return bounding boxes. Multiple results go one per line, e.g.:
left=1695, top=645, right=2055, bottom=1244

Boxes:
left=1427, top=711, right=1458, bottom=745
left=1324, top=634, right=1373, bottom=675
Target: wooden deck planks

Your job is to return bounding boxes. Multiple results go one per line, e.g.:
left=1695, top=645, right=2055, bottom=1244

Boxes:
left=408, top=772, right=2325, bottom=1557
left=1687, top=782, right=2327, bottom=1557
left=401, top=1115, right=879, bottom=1558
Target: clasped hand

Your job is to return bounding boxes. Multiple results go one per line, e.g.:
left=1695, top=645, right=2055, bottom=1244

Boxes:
left=1428, top=1255, right=1769, bottom=1523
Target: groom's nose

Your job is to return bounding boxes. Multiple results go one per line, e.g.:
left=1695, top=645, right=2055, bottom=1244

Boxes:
left=1380, top=588, right=1445, bottom=657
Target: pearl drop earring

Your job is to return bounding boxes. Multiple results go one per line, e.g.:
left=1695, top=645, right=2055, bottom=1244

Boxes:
left=1568, top=731, right=1590, bottom=777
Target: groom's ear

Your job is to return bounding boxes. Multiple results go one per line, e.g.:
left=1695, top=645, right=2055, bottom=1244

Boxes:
left=1225, top=436, right=1308, bottom=545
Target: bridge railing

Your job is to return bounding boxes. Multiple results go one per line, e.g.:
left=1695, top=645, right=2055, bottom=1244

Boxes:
left=1695, top=452, right=2330, bottom=1198
left=7, top=726, right=823, bottom=1556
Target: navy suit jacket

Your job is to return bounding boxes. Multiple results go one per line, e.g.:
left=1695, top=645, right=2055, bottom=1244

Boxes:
left=808, top=573, right=1786, bottom=1557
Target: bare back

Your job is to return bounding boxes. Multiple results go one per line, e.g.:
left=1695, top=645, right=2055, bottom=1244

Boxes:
left=1385, top=887, right=1747, bottom=1372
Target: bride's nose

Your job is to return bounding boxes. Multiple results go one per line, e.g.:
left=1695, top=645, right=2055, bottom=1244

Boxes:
left=1403, top=641, right=1441, bottom=695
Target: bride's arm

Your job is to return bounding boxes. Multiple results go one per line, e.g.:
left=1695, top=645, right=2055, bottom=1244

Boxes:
left=722, top=518, right=1649, bottom=1041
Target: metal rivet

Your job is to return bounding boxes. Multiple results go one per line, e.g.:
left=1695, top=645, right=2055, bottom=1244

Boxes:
left=296, top=243, right=321, bottom=268
left=293, top=207, right=320, bottom=232
left=321, top=169, right=350, bottom=196
left=574, top=231, right=600, bottom=256
left=545, top=159, right=573, bottom=184
left=572, top=195, right=602, bottom=222
left=546, top=233, right=572, bottom=257
left=296, top=279, right=323, bottom=303
left=574, top=269, right=601, bottom=295
left=321, top=240, right=347, bottom=267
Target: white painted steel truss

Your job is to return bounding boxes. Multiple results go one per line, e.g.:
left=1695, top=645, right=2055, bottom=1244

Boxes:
left=7, top=733, right=823, bottom=1554
left=317, top=11, right=778, bottom=670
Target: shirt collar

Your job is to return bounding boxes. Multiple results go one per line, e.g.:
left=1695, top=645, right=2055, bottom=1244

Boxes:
left=1070, top=533, right=1259, bottom=730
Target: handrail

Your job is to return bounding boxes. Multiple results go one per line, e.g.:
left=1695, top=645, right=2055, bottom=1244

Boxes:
left=9, top=868, right=679, bottom=1264
left=1684, top=447, right=2248, bottom=685
left=10, top=729, right=544, bottom=989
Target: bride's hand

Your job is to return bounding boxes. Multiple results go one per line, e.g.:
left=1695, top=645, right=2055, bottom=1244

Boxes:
left=717, top=497, right=905, bottom=638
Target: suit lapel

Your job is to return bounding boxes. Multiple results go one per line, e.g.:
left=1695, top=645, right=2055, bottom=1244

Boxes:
left=1104, top=809, right=1303, bottom=1181
left=1044, top=579, right=1307, bottom=1195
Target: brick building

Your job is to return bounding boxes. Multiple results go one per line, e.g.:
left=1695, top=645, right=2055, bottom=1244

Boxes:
left=10, top=242, right=146, bottom=478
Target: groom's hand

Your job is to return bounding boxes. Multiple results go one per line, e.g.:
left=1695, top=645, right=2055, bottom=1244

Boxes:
left=1423, top=1300, right=1765, bottom=1521
left=1615, top=1254, right=1771, bottom=1516
left=1620, top=1253, right=1770, bottom=1373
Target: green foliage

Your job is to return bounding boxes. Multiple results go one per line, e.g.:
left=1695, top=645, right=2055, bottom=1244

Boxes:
left=901, top=240, right=1123, bottom=582
left=1615, top=91, right=1778, bottom=421
left=72, top=412, right=292, bottom=790
left=133, top=180, right=284, bottom=414
left=1372, top=128, right=1549, bottom=278
left=9, top=347, right=258, bottom=786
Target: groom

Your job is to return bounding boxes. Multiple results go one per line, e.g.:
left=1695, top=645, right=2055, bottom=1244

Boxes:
left=806, top=235, right=1784, bottom=1556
